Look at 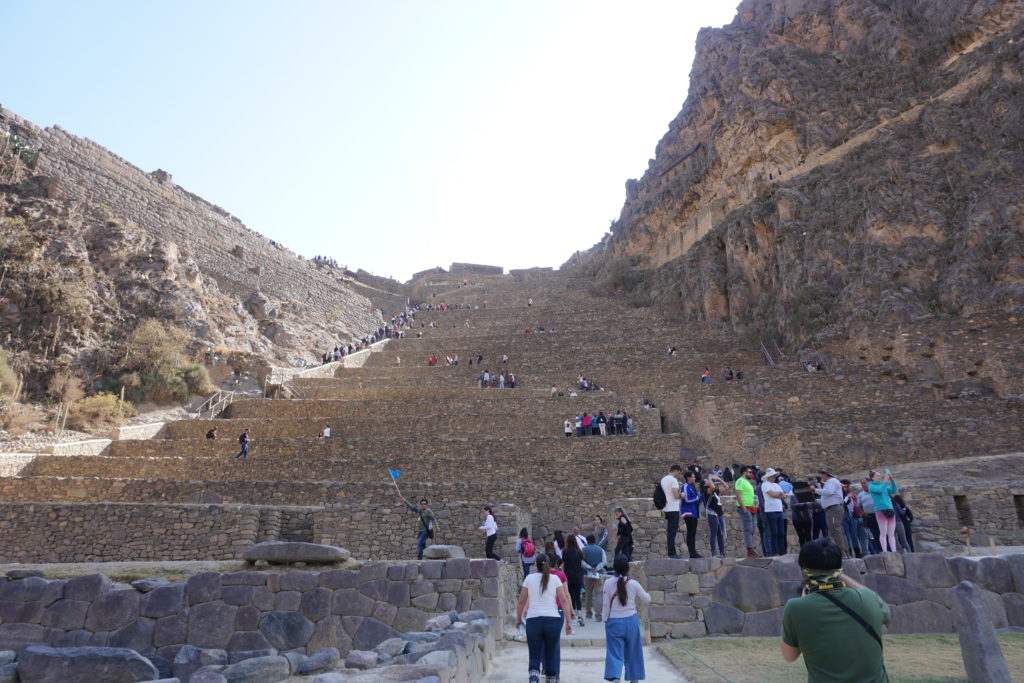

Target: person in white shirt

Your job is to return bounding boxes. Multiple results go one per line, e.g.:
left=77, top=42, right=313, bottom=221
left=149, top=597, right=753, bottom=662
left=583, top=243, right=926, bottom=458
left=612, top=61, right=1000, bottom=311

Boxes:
left=480, top=506, right=500, bottom=560
left=603, top=555, right=651, bottom=682
left=318, top=425, right=331, bottom=439
left=661, top=465, right=684, bottom=558
left=571, top=527, right=587, bottom=551
left=515, top=554, right=573, bottom=683
left=812, top=468, right=849, bottom=557
left=761, top=468, right=787, bottom=557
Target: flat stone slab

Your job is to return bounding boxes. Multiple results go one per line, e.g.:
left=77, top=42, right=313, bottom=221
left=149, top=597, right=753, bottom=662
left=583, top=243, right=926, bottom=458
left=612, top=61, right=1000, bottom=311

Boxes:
left=242, top=542, right=350, bottom=564
left=422, top=546, right=465, bottom=559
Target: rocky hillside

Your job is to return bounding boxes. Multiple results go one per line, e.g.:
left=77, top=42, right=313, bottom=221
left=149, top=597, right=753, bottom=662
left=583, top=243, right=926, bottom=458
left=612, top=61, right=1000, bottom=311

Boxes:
left=569, top=0, right=1024, bottom=368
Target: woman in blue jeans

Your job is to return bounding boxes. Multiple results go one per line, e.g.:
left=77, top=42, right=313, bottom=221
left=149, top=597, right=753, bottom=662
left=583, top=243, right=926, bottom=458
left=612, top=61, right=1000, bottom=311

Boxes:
left=515, top=553, right=574, bottom=683
left=603, top=554, right=651, bottom=682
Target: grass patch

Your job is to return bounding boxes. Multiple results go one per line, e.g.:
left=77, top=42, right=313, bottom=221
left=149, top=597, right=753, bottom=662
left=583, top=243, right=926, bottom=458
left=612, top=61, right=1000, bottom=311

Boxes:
left=658, top=633, right=1024, bottom=683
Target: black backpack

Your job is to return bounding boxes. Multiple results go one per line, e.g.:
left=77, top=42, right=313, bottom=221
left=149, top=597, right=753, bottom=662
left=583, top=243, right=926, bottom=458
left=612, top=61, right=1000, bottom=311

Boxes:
left=653, top=482, right=667, bottom=510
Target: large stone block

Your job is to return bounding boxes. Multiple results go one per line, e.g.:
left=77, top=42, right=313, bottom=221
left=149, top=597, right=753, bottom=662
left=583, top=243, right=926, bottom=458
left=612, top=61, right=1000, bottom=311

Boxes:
left=279, top=571, right=318, bottom=593
left=645, top=558, right=690, bottom=576
left=332, top=589, right=374, bottom=617
left=140, top=584, right=185, bottom=619
left=952, top=581, right=1013, bottom=683
left=1003, top=593, right=1024, bottom=628
left=358, top=579, right=390, bottom=602
left=187, top=602, right=238, bottom=649
left=888, top=600, right=953, bottom=634
left=259, top=610, right=315, bottom=651
left=64, top=574, right=114, bottom=602
left=356, top=563, right=389, bottom=584
left=0, top=599, right=43, bottom=623
left=41, top=599, right=90, bottom=630
left=85, top=589, right=140, bottom=632
left=154, top=616, right=186, bottom=647
left=18, top=644, right=159, bottom=683
left=393, top=607, right=428, bottom=633
left=903, top=553, right=954, bottom=589
left=980, top=589, right=1009, bottom=629
left=444, top=558, right=471, bottom=579
left=307, top=616, right=352, bottom=655
left=351, top=617, right=402, bottom=651
left=739, top=607, right=784, bottom=637
left=976, top=557, right=1015, bottom=594
left=187, top=573, right=223, bottom=606
left=704, top=603, right=745, bottom=634
left=227, top=631, right=272, bottom=653
left=0, top=623, right=46, bottom=650
left=0, top=577, right=48, bottom=602
left=235, top=605, right=261, bottom=631
left=387, top=581, right=411, bottom=607
left=649, top=604, right=696, bottom=623
left=172, top=645, right=228, bottom=681
left=300, top=588, right=333, bottom=622
left=372, top=601, right=398, bottom=626
left=860, top=574, right=925, bottom=605
left=242, top=541, right=350, bottom=564
left=863, top=553, right=904, bottom=577
left=422, top=546, right=465, bottom=560
left=1007, top=554, right=1024, bottom=594
left=109, top=617, right=156, bottom=653
left=319, top=570, right=357, bottom=590
left=221, top=586, right=255, bottom=606
left=712, top=566, right=782, bottom=612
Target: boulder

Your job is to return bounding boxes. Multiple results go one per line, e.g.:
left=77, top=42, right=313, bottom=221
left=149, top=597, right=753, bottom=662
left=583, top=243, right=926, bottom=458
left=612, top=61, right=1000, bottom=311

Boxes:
left=242, top=542, right=350, bottom=564
left=221, top=655, right=290, bottom=683
left=6, top=570, right=44, bottom=580
left=1007, top=554, right=1024, bottom=593
left=190, top=672, right=228, bottom=683
left=712, top=565, right=782, bottom=612
left=172, top=645, right=228, bottom=681
left=18, top=645, right=159, bottom=683
left=1003, top=593, right=1024, bottom=628
left=187, top=573, right=222, bottom=606
left=228, top=649, right=276, bottom=664
left=375, top=637, right=407, bottom=658
left=65, top=574, right=115, bottom=602
left=187, top=602, right=238, bottom=649
left=422, top=546, right=465, bottom=560
left=952, top=581, right=1012, bottom=683
left=296, top=647, right=340, bottom=674
left=132, top=578, right=172, bottom=594
left=976, top=557, right=1015, bottom=594
left=344, top=649, right=379, bottom=670
left=0, top=576, right=48, bottom=602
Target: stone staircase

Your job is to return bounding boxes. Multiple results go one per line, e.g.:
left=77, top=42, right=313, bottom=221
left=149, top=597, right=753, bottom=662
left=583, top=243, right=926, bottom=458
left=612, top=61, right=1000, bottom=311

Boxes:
left=0, top=270, right=1019, bottom=563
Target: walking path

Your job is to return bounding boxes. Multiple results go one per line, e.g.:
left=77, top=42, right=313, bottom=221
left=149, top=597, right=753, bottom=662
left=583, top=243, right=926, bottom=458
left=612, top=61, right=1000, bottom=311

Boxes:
left=485, top=642, right=687, bottom=682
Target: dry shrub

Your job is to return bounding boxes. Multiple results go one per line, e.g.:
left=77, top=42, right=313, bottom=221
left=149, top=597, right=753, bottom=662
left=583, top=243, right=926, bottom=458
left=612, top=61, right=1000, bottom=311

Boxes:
left=67, top=393, right=136, bottom=432
left=126, top=320, right=188, bottom=370
left=47, top=370, right=85, bottom=404
left=0, top=351, right=19, bottom=399
left=0, top=402, right=47, bottom=435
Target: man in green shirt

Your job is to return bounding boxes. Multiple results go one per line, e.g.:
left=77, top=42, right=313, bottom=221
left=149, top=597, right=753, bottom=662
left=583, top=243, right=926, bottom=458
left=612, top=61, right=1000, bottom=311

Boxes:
left=734, top=466, right=758, bottom=557
left=399, top=494, right=438, bottom=560
left=781, top=538, right=891, bottom=682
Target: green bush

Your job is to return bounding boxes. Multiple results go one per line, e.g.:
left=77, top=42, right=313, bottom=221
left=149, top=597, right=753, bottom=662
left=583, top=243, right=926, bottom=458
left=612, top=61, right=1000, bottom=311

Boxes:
left=138, top=372, right=189, bottom=404
left=68, top=393, right=136, bottom=432
left=178, top=363, right=215, bottom=396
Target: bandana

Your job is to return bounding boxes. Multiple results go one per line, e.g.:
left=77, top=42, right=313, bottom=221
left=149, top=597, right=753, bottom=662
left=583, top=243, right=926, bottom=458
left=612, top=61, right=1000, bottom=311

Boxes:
left=802, top=568, right=845, bottom=593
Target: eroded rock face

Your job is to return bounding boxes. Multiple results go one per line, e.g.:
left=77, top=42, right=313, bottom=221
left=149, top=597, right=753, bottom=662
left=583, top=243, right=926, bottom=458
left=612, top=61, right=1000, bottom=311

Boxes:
left=568, top=0, right=1024, bottom=356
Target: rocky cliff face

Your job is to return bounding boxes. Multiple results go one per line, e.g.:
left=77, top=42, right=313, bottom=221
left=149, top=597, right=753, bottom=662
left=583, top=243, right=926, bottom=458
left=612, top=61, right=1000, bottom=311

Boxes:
left=569, top=0, right=1024, bottom=363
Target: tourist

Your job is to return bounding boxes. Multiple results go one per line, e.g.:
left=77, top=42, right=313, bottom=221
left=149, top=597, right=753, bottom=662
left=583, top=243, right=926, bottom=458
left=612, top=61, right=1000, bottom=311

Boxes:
left=592, top=515, right=609, bottom=550
left=841, top=479, right=864, bottom=558
left=614, top=508, right=634, bottom=561
left=681, top=470, right=702, bottom=559
left=480, top=506, right=500, bottom=560
left=735, top=466, right=758, bottom=557
left=574, top=414, right=583, bottom=437
left=318, top=424, right=331, bottom=439
left=234, top=429, right=250, bottom=460
left=205, top=427, right=217, bottom=439
left=613, top=409, right=625, bottom=435
left=791, top=479, right=815, bottom=547
left=581, top=412, right=592, bottom=436
left=509, top=372, right=516, bottom=389
left=570, top=526, right=587, bottom=550
left=812, top=469, right=848, bottom=557
left=515, top=552, right=573, bottom=683
left=661, top=464, right=684, bottom=558
left=723, top=366, right=733, bottom=381
left=701, top=367, right=711, bottom=383
left=502, top=353, right=509, bottom=364
left=704, top=475, right=726, bottom=558
left=780, top=539, right=890, bottom=680
left=625, top=413, right=633, bottom=435
left=868, top=471, right=899, bottom=553
left=582, top=534, right=607, bottom=622
left=562, top=536, right=585, bottom=626
left=551, top=385, right=558, bottom=398
left=516, top=528, right=537, bottom=577
left=858, top=479, right=881, bottom=554
left=603, top=554, right=651, bottom=683
left=399, top=495, right=437, bottom=560
left=597, top=411, right=608, bottom=436
left=892, top=494, right=915, bottom=552
left=551, top=530, right=567, bottom=561
left=563, top=418, right=572, bottom=437
left=761, top=468, right=786, bottom=556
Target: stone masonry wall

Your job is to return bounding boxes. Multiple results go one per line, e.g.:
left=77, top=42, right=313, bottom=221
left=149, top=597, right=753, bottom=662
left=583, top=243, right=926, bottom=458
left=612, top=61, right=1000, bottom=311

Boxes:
left=0, top=559, right=511, bottom=664
left=0, top=106, right=381, bottom=340
left=641, top=552, right=1024, bottom=640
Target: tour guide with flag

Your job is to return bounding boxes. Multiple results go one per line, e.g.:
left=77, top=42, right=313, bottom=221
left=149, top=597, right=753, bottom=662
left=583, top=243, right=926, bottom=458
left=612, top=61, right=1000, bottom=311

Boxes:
left=392, top=469, right=439, bottom=560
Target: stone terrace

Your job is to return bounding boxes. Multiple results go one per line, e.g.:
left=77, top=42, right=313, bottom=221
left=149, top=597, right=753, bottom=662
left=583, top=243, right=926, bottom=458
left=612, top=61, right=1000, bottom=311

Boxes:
left=0, top=270, right=1020, bottom=565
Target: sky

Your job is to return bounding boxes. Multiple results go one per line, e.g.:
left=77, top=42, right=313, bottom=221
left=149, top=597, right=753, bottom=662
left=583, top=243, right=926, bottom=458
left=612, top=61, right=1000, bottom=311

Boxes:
left=3, top=1, right=739, bottom=282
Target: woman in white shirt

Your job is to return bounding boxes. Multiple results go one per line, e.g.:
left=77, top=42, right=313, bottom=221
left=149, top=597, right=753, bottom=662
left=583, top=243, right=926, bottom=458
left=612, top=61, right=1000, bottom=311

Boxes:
left=603, top=555, right=651, bottom=683
left=480, top=506, right=500, bottom=560
left=515, top=553, right=574, bottom=683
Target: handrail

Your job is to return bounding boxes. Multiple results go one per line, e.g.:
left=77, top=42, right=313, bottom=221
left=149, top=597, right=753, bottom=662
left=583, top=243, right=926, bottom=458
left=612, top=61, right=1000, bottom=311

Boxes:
left=194, top=390, right=237, bottom=419
left=760, top=341, right=776, bottom=367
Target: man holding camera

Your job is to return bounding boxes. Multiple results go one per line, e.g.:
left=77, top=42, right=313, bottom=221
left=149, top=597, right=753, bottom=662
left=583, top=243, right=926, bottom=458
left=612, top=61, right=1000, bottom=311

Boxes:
left=781, top=538, right=890, bottom=681
left=812, top=469, right=849, bottom=557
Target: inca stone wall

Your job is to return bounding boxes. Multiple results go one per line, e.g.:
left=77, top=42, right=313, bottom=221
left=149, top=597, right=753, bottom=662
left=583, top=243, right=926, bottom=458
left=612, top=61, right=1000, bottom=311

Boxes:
left=0, top=559, right=511, bottom=660
left=638, top=552, right=1024, bottom=640
left=0, top=106, right=381, bottom=341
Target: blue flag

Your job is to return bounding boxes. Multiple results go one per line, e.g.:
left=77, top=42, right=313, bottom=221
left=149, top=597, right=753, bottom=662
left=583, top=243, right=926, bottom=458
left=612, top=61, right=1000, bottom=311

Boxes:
left=388, top=469, right=402, bottom=480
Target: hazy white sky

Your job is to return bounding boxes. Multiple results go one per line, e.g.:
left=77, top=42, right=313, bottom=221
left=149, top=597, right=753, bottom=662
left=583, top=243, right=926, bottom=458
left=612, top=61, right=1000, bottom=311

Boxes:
left=3, top=1, right=738, bottom=281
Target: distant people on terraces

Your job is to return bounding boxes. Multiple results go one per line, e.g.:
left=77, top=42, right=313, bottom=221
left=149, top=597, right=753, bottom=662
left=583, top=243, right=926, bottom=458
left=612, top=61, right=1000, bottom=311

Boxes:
left=701, top=368, right=711, bottom=383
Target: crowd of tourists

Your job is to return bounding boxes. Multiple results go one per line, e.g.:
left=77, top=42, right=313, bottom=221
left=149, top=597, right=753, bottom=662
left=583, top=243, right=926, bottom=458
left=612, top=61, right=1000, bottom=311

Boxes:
left=563, top=411, right=634, bottom=436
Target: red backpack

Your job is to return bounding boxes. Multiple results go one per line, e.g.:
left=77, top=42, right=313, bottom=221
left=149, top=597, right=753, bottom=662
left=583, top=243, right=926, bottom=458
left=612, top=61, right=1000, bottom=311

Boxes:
left=521, top=538, right=535, bottom=558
